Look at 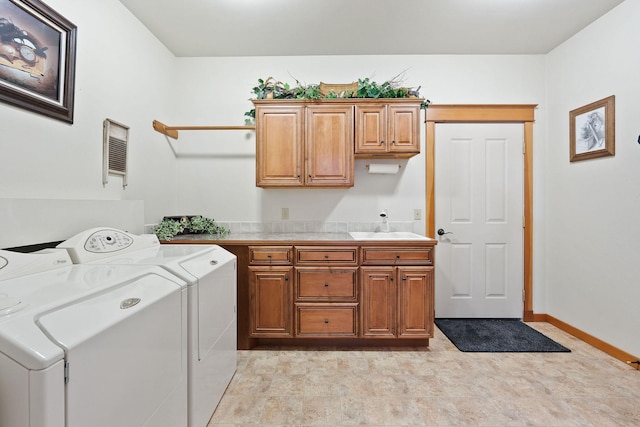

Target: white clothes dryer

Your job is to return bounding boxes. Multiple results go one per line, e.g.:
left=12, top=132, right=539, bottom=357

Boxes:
left=0, top=249, right=188, bottom=427
left=58, top=228, right=237, bottom=427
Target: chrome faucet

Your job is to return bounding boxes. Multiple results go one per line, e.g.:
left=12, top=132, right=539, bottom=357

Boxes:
left=379, top=210, right=390, bottom=232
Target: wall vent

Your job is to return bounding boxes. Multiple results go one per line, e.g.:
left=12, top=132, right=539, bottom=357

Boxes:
left=103, top=119, right=130, bottom=188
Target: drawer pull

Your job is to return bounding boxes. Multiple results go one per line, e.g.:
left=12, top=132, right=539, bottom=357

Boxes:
left=324, top=319, right=329, bottom=324
left=324, top=283, right=329, bottom=287
left=267, top=254, right=272, bottom=258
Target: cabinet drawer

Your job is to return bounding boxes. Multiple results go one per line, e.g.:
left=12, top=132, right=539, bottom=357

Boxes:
left=360, top=247, right=433, bottom=265
left=249, top=246, right=293, bottom=265
left=295, top=246, right=358, bottom=265
left=295, top=268, right=357, bottom=301
left=295, top=304, right=358, bottom=337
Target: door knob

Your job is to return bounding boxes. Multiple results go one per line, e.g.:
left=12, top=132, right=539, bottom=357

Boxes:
left=437, top=228, right=452, bottom=236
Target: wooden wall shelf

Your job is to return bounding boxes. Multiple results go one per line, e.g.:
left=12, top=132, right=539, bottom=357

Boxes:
left=152, top=120, right=255, bottom=140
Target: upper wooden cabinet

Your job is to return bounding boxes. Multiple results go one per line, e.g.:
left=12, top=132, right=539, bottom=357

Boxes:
left=254, top=101, right=354, bottom=188
left=305, top=105, right=354, bottom=187
left=355, top=102, right=421, bottom=158
left=255, top=104, right=305, bottom=187
left=253, top=99, right=423, bottom=187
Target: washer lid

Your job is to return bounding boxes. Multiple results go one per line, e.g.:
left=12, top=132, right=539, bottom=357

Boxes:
left=0, top=264, right=186, bottom=370
left=37, top=272, right=182, bottom=351
left=0, top=249, right=72, bottom=281
left=0, top=294, right=24, bottom=316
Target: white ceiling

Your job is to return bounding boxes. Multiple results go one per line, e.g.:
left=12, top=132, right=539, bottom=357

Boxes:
left=119, top=0, right=624, bottom=57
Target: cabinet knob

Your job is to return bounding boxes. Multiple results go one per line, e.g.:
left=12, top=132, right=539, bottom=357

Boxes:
left=324, top=319, right=329, bottom=324
left=392, top=140, right=396, bottom=145
left=380, top=140, right=385, bottom=144
left=324, top=283, right=329, bottom=287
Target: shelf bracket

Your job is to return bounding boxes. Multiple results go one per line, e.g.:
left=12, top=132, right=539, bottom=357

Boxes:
left=152, top=120, right=255, bottom=140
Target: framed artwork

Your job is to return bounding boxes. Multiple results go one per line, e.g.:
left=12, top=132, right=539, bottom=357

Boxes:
left=569, top=95, right=615, bottom=162
left=0, top=0, right=77, bottom=123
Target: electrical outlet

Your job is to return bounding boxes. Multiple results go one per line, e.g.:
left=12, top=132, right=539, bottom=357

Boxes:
left=281, top=207, right=289, bottom=220
left=413, top=209, right=422, bottom=220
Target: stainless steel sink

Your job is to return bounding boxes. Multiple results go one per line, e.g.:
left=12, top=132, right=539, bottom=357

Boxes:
left=348, top=231, right=431, bottom=240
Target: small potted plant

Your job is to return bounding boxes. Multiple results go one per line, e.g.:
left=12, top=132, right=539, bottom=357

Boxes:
left=153, top=215, right=228, bottom=241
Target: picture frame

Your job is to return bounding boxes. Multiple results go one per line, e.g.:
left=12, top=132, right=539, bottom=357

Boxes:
left=569, top=95, right=615, bottom=162
left=0, top=0, right=77, bottom=123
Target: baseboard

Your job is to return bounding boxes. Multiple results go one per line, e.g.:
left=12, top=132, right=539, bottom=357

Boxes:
left=530, top=313, right=639, bottom=370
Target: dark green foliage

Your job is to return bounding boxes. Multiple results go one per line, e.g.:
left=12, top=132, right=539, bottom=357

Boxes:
left=245, top=75, right=428, bottom=123
left=153, top=216, right=228, bottom=241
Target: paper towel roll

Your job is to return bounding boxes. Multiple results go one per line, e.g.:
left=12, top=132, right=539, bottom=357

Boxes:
left=367, top=163, right=401, bottom=174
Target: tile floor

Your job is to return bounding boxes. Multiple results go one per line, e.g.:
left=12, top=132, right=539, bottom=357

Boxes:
left=208, top=322, right=640, bottom=426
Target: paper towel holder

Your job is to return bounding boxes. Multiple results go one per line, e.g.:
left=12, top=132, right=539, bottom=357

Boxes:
left=366, top=163, right=401, bottom=174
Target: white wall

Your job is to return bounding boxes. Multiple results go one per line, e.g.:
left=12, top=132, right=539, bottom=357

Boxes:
left=167, top=55, right=546, bottom=225
left=7, top=0, right=635, bottom=359
left=0, top=0, right=178, bottom=246
left=546, top=0, right=640, bottom=356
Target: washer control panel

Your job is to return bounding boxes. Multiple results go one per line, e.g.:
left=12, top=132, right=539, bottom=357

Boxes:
left=84, top=230, right=133, bottom=253
left=58, top=227, right=159, bottom=264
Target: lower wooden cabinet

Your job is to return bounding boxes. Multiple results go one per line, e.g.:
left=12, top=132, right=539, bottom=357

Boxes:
left=245, top=242, right=435, bottom=345
left=360, top=267, right=396, bottom=337
left=361, top=266, right=434, bottom=338
left=248, top=266, right=293, bottom=337
left=397, top=267, right=435, bottom=338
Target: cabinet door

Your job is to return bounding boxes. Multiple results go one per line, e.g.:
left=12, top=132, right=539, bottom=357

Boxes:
left=255, top=105, right=304, bottom=187
left=360, top=267, right=396, bottom=337
left=397, top=267, right=434, bottom=338
left=305, top=105, right=354, bottom=187
left=388, top=104, right=420, bottom=154
left=248, top=266, right=293, bottom=337
left=355, top=104, right=387, bottom=154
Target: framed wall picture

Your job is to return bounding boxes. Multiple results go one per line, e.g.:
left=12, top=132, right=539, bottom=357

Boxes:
left=569, top=95, right=615, bottom=162
left=0, top=0, right=77, bottom=123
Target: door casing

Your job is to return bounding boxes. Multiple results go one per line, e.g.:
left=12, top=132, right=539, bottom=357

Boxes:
left=424, top=104, right=537, bottom=321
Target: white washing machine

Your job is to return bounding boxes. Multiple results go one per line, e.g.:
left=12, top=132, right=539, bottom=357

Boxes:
left=0, top=248, right=188, bottom=427
left=58, top=228, right=237, bottom=427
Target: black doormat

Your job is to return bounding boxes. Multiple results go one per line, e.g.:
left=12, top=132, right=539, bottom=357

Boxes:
left=435, top=318, right=571, bottom=353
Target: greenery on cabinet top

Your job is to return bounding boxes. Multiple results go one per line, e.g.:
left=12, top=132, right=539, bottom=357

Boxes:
left=245, top=75, right=429, bottom=123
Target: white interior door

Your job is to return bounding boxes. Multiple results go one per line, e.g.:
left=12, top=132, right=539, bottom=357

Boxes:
left=435, top=123, right=524, bottom=318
